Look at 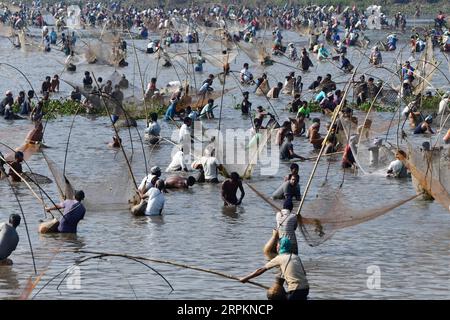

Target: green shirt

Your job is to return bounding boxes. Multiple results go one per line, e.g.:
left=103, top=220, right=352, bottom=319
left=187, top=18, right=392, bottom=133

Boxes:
left=297, top=106, right=311, bottom=118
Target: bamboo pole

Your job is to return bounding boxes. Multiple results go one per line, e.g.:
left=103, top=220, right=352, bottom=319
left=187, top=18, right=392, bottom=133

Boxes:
left=290, top=151, right=344, bottom=162
left=294, top=63, right=361, bottom=219
left=64, top=249, right=270, bottom=290
left=91, top=74, right=139, bottom=191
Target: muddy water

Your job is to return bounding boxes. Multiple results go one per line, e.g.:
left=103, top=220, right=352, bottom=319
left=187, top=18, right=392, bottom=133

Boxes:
left=0, top=24, right=449, bottom=299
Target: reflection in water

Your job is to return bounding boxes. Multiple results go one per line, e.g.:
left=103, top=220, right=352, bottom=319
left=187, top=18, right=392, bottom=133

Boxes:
left=222, top=205, right=238, bottom=218
left=146, top=215, right=165, bottom=225
left=0, top=265, right=20, bottom=293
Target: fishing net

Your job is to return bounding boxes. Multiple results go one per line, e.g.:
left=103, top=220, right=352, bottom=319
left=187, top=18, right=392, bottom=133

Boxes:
left=41, top=151, right=74, bottom=201
left=294, top=23, right=311, bottom=37
left=405, top=141, right=450, bottom=211
left=84, top=32, right=125, bottom=67
left=66, top=5, right=82, bottom=29
left=42, top=148, right=135, bottom=212
left=204, top=50, right=238, bottom=70
left=412, top=38, right=439, bottom=96
left=365, top=6, right=382, bottom=30
left=298, top=187, right=419, bottom=246
left=290, top=112, right=417, bottom=247
left=22, top=172, right=53, bottom=184
left=235, top=41, right=260, bottom=63
left=379, top=88, right=400, bottom=106
left=215, top=119, right=278, bottom=179
left=0, top=23, right=13, bottom=37
left=338, top=115, right=397, bottom=175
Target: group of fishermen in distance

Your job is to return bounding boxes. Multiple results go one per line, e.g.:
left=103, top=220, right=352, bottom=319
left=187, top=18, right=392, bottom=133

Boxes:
left=1, top=1, right=450, bottom=300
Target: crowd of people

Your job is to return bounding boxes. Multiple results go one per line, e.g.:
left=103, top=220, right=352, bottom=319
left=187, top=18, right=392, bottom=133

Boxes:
left=1, top=1, right=450, bottom=300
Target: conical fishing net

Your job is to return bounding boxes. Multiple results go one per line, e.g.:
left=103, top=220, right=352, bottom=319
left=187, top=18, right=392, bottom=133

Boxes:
left=0, top=23, right=13, bottom=37
left=41, top=151, right=74, bottom=201
left=298, top=186, right=419, bottom=247
left=215, top=120, right=278, bottom=179
left=405, top=141, right=450, bottom=211
left=292, top=112, right=417, bottom=246
left=413, top=38, right=439, bottom=96
left=42, top=148, right=135, bottom=212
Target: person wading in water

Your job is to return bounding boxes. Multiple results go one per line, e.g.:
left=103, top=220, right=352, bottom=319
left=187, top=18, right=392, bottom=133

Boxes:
left=221, top=172, right=245, bottom=206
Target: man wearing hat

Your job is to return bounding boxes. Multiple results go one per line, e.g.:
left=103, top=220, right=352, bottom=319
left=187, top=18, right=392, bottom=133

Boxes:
left=138, top=166, right=162, bottom=196
left=413, top=115, right=434, bottom=135
left=320, top=91, right=336, bottom=114
left=0, top=90, right=14, bottom=116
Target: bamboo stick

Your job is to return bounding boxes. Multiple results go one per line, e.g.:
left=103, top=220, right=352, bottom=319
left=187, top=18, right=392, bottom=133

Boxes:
left=294, top=60, right=362, bottom=219
left=61, top=249, right=270, bottom=290
left=290, top=151, right=344, bottom=162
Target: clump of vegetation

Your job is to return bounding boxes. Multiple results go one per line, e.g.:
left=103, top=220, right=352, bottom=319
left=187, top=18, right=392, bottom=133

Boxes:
left=419, top=95, right=441, bottom=111
left=352, top=101, right=397, bottom=112
left=308, top=101, right=322, bottom=112
left=11, top=96, right=167, bottom=121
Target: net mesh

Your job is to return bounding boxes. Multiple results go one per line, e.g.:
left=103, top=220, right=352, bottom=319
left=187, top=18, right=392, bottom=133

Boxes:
left=298, top=187, right=419, bottom=246
left=216, top=120, right=277, bottom=179
left=338, top=115, right=398, bottom=175
left=405, top=141, right=450, bottom=211
left=293, top=113, right=417, bottom=246
left=413, top=37, right=438, bottom=96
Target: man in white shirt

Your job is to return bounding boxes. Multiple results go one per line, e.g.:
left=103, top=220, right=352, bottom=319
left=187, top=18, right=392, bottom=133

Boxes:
left=178, top=117, right=192, bottom=144
left=146, top=40, right=158, bottom=54
left=166, top=148, right=188, bottom=172
left=144, top=180, right=165, bottom=216
left=240, top=63, right=253, bottom=84
left=192, top=149, right=223, bottom=183
left=138, top=166, right=162, bottom=196
left=438, top=93, right=449, bottom=115
left=386, top=150, right=408, bottom=178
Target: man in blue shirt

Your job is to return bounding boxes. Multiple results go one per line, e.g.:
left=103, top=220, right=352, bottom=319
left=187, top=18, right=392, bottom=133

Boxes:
left=164, top=100, right=177, bottom=121
left=49, top=28, right=57, bottom=45
left=45, top=190, right=86, bottom=234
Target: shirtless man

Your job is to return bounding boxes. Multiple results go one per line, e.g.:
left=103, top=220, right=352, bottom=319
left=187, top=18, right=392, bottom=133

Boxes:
left=221, top=172, right=245, bottom=206
left=308, top=120, right=324, bottom=150
left=108, top=135, right=122, bottom=148
left=8, top=152, right=24, bottom=182
left=165, top=176, right=196, bottom=189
